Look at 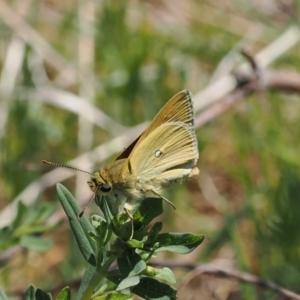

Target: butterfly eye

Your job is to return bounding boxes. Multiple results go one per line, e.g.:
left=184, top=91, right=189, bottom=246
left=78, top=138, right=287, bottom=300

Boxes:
left=154, top=150, right=162, bottom=157
left=100, top=183, right=112, bottom=193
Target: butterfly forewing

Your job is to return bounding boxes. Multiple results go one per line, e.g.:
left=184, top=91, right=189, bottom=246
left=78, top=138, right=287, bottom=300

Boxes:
left=115, top=134, right=142, bottom=160
left=127, top=122, right=198, bottom=182
left=136, top=90, right=194, bottom=145
left=115, top=90, right=194, bottom=161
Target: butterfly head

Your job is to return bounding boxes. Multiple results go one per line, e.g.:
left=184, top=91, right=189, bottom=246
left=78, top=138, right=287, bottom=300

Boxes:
left=88, top=170, right=112, bottom=195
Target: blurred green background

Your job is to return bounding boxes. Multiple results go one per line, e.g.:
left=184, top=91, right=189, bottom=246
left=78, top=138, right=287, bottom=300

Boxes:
left=1, top=0, right=300, bottom=299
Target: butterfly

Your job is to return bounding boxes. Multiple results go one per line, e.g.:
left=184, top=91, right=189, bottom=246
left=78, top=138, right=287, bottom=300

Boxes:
left=87, top=90, right=199, bottom=209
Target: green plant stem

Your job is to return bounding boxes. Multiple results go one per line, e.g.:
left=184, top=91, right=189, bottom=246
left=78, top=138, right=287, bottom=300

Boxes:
left=81, top=256, right=116, bottom=300
left=103, top=226, right=113, bottom=247
left=144, top=245, right=158, bottom=263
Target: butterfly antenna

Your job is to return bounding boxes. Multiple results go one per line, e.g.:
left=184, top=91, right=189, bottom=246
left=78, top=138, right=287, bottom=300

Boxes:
left=78, top=193, right=95, bottom=219
left=42, top=160, right=92, bottom=175
left=42, top=160, right=96, bottom=219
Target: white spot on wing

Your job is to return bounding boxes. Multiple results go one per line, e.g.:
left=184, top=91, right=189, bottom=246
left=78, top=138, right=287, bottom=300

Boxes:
left=155, top=150, right=162, bottom=157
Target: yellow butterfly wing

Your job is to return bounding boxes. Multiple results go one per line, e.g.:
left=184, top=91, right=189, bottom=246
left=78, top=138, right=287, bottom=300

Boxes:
left=140, top=89, right=194, bottom=136
left=127, top=122, right=198, bottom=183
left=115, top=90, right=193, bottom=161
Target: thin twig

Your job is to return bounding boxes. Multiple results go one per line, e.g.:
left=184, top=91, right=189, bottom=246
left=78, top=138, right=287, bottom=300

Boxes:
left=241, top=49, right=259, bottom=72
left=17, top=86, right=128, bottom=135
left=0, top=1, right=77, bottom=88
left=195, top=88, right=250, bottom=128
left=193, top=26, right=300, bottom=112
left=76, top=0, right=96, bottom=200
left=0, top=36, right=25, bottom=141
left=151, top=261, right=300, bottom=300
left=195, top=68, right=300, bottom=128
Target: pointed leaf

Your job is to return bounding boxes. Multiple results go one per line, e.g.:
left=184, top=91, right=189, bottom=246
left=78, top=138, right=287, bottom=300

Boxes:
left=20, top=236, right=53, bottom=252
left=57, top=184, right=97, bottom=242
left=113, top=238, right=136, bottom=258
left=76, top=264, right=96, bottom=300
left=118, top=253, right=146, bottom=277
left=0, top=286, right=9, bottom=300
left=134, top=198, right=163, bottom=225
left=116, top=220, right=133, bottom=241
left=25, top=285, right=36, bottom=300
left=56, top=287, right=71, bottom=300
left=132, top=224, right=147, bottom=241
left=132, top=277, right=176, bottom=300
left=154, top=268, right=176, bottom=284
left=11, top=201, right=27, bottom=230
left=94, top=292, right=133, bottom=300
left=117, top=276, right=140, bottom=291
left=97, top=196, right=114, bottom=222
left=56, top=184, right=96, bottom=265
left=35, top=289, right=52, bottom=300
left=155, top=233, right=204, bottom=254
left=106, top=274, right=122, bottom=285
left=0, top=226, right=12, bottom=249
left=146, top=222, right=163, bottom=246
left=126, top=237, right=147, bottom=248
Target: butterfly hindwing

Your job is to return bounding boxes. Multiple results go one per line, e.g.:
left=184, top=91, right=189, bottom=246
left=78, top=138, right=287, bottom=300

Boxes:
left=127, top=122, right=198, bottom=182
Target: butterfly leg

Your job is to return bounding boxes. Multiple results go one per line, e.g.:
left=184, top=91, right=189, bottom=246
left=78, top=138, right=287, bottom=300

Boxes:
left=124, top=206, right=134, bottom=240
left=148, top=189, right=176, bottom=210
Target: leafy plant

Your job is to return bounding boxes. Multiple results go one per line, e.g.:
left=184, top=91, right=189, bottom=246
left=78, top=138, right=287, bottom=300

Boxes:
left=14, top=184, right=204, bottom=300
left=0, top=201, right=56, bottom=253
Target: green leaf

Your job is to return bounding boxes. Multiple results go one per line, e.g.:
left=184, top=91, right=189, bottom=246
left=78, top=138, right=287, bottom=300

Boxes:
left=69, top=218, right=97, bottom=265
left=56, top=184, right=96, bottom=265
left=20, top=224, right=58, bottom=235
left=146, top=222, right=163, bottom=246
left=57, top=184, right=97, bottom=242
left=154, top=268, right=176, bottom=284
left=56, top=287, right=71, bottom=300
left=106, top=275, right=122, bottom=286
left=113, top=237, right=133, bottom=258
left=126, top=237, right=147, bottom=248
left=91, top=214, right=106, bottom=228
left=35, top=288, right=52, bottom=300
left=25, top=285, right=36, bottom=300
left=0, top=226, right=11, bottom=249
left=155, top=233, right=205, bottom=254
left=20, top=236, right=53, bottom=252
left=29, top=203, right=57, bottom=225
left=117, top=275, right=140, bottom=291
left=132, top=277, right=176, bottom=300
left=11, top=201, right=27, bottom=230
left=90, top=214, right=110, bottom=243
left=142, top=266, right=176, bottom=284
left=21, top=202, right=56, bottom=228
left=76, top=264, right=96, bottom=300
left=118, top=253, right=146, bottom=278
left=94, top=292, right=133, bottom=300
left=116, top=220, right=133, bottom=241
left=0, top=286, right=9, bottom=300
left=97, top=196, right=115, bottom=222
left=132, top=224, right=147, bottom=241
left=134, top=198, right=163, bottom=225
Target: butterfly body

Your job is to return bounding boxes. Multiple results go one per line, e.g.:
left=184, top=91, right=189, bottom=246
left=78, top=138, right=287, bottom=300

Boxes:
left=87, top=90, right=199, bottom=205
